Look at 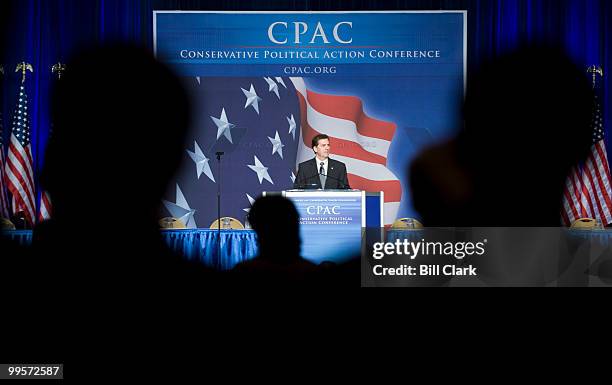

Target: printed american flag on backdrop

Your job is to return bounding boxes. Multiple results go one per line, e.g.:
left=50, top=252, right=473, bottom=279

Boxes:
left=162, top=76, right=301, bottom=229
left=162, top=76, right=402, bottom=228
left=290, top=77, right=402, bottom=226
left=5, top=82, right=36, bottom=225
left=562, top=85, right=612, bottom=226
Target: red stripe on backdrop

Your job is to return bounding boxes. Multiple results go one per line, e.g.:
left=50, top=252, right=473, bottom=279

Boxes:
left=297, top=90, right=308, bottom=134
left=347, top=173, right=402, bottom=202
left=305, top=90, right=396, bottom=141
left=301, top=121, right=388, bottom=165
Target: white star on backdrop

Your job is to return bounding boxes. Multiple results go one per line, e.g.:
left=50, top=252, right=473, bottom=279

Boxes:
left=287, top=114, right=297, bottom=140
left=195, top=76, right=201, bottom=85
left=243, top=193, right=256, bottom=213
left=268, top=130, right=285, bottom=159
left=186, top=141, right=215, bottom=182
left=275, top=77, right=287, bottom=88
left=247, top=156, right=274, bottom=185
left=264, top=77, right=280, bottom=99
left=241, top=84, right=262, bottom=114
left=163, top=184, right=197, bottom=228
left=291, top=171, right=296, bottom=184
left=211, top=108, right=235, bottom=144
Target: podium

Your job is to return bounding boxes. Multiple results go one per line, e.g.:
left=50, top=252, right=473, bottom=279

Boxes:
left=264, top=190, right=383, bottom=264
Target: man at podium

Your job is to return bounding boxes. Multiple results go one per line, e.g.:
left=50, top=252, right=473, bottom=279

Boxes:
left=293, top=134, right=351, bottom=190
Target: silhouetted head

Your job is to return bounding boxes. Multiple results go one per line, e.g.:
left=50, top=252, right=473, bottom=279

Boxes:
left=411, top=45, right=594, bottom=226
left=42, top=43, right=190, bottom=225
left=248, top=196, right=301, bottom=260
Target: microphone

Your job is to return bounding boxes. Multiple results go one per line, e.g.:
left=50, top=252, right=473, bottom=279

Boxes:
left=320, top=172, right=351, bottom=190
left=295, top=172, right=350, bottom=190
left=297, top=183, right=319, bottom=190
left=294, top=174, right=320, bottom=190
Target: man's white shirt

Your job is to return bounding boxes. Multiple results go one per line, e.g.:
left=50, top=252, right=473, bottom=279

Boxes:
left=316, top=157, right=329, bottom=175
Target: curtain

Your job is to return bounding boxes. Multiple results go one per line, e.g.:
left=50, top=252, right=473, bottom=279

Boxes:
left=2, top=0, right=610, bottom=211
left=162, top=229, right=258, bottom=270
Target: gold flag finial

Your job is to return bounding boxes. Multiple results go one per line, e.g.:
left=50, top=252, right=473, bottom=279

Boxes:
left=15, top=62, right=33, bottom=84
left=51, top=62, right=66, bottom=80
left=587, top=65, right=603, bottom=89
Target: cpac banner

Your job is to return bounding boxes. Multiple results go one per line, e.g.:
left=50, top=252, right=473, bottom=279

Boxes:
left=154, top=11, right=466, bottom=228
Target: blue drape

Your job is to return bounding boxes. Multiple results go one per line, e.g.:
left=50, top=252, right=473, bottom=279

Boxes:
left=2, top=0, right=611, bottom=215
left=163, top=229, right=258, bottom=270
left=6, top=228, right=612, bottom=270
left=2, top=229, right=258, bottom=270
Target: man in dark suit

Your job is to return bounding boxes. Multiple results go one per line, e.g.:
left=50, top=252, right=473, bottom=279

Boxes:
left=293, top=134, right=351, bottom=190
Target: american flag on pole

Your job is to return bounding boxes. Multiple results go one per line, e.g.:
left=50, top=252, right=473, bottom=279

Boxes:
left=38, top=64, right=65, bottom=223
left=38, top=191, right=52, bottom=222
left=290, top=77, right=402, bottom=225
left=562, top=75, right=612, bottom=226
left=0, top=76, right=11, bottom=220
left=5, top=66, right=36, bottom=226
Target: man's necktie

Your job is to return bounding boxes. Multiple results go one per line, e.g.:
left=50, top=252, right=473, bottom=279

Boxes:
left=319, top=162, right=326, bottom=189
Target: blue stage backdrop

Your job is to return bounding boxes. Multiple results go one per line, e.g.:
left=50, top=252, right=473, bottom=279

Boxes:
left=154, top=11, right=466, bottom=227
left=1, top=0, right=611, bottom=226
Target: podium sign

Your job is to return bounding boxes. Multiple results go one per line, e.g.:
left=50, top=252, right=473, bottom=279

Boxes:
left=283, top=190, right=364, bottom=264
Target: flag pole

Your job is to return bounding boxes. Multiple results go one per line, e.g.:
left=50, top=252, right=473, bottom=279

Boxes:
left=15, top=62, right=33, bottom=84
left=10, top=62, right=34, bottom=227
left=587, top=65, right=603, bottom=90
left=51, top=62, right=66, bottom=80
left=216, top=151, right=224, bottom=269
